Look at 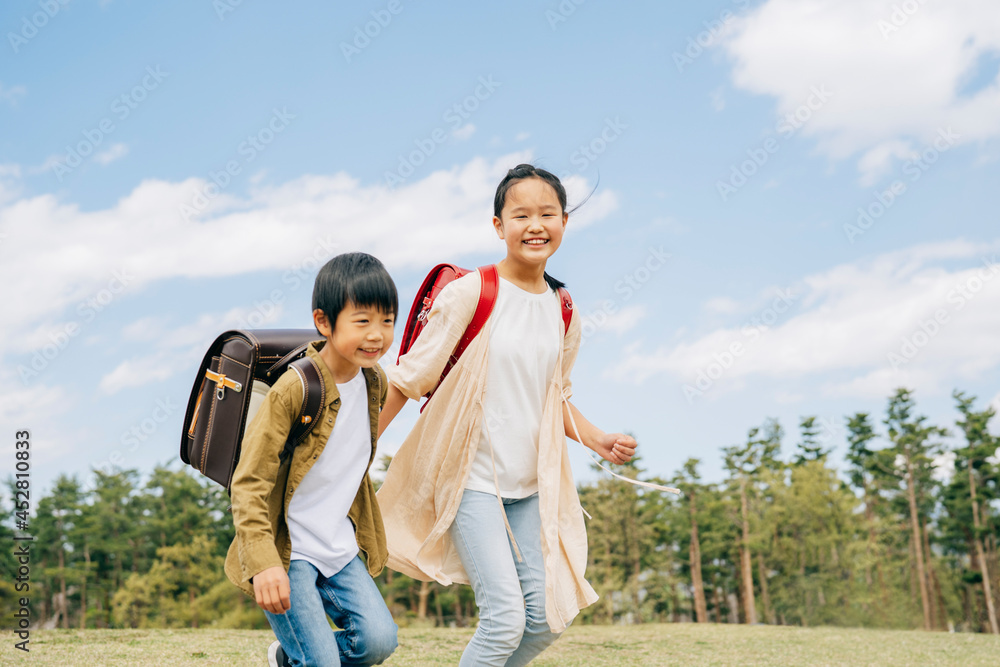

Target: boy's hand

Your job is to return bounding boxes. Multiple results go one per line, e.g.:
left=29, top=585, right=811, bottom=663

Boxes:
left=592, top=432, right=636, bottom=465
left=253, top=566, right=291, bottom=614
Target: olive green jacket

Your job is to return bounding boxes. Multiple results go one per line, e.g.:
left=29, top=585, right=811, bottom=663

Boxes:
left=224, top=341, right=389, bottom=597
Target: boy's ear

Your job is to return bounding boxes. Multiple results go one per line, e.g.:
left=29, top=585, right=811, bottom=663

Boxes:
left=313, top=309, right=333, bottom=337
left=493, top=215, right=504, bottom=240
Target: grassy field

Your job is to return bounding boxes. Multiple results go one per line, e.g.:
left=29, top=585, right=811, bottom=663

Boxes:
left=3, top=623, right=998, bottom=666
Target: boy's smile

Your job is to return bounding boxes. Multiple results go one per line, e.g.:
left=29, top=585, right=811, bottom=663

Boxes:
left=313, top=301, right=395, bottom=384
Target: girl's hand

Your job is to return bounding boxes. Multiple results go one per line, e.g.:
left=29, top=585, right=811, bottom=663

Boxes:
left=592, top=432, right=637, bottom=465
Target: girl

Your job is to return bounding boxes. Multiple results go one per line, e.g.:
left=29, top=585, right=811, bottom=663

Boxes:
left=377, top=164, right=637, bottom=666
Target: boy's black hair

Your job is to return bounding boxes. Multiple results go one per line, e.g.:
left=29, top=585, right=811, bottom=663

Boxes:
left=312, top=252, right=398, bottom=333
left=492, top=163, right=595, bottom=292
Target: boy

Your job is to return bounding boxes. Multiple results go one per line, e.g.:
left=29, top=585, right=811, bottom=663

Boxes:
left=224, top=252, right=399, bottom=667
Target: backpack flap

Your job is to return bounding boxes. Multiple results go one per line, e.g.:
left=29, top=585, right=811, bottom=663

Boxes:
left=182, top=332, right=257, bottom=488
left=180, top=329, right=319, bottom=490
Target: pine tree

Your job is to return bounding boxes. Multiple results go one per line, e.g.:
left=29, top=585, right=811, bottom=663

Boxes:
left=950, top=391, right=999, bottom=633
left=84, top=468, right=142, bottom=627
left=794, top=416, right=830, bottom=464
left=845, top=412, right=890, bottom=618
left=671, top=459, right=709, bottom=622
left=723, top=418, right=782, bottom=625
left=32, top=475, right=84, bottom=628
left=880, top=388, right=947, bottom=630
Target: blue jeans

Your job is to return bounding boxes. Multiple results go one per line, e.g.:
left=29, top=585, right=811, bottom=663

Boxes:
left=264, top=556, right=397, bottom=667
left=449, top=490, right=564, bottom=666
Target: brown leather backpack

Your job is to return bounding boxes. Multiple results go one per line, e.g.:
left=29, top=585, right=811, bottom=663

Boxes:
left=180, top=329, right=326, bottom=490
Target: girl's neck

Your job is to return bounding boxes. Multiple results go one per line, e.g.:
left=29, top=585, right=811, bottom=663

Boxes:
left=496, top=258, right=548, bottom=294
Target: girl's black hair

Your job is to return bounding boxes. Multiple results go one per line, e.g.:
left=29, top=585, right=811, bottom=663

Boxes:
left=312, top=252, right=398, bottom=333
left=493, top=163, right=589, bottom=292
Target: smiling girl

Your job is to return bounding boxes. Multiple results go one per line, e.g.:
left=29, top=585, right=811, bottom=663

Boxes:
left=377, top=164, right=637, bottom=666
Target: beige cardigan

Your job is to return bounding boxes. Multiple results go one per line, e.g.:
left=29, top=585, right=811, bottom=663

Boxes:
left=377, top=271, right=598, bottom=633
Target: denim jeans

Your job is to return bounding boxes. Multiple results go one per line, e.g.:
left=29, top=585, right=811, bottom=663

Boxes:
left=264, top=556, right=397, bottom=667
left=449, top=490, right=564, bottom=666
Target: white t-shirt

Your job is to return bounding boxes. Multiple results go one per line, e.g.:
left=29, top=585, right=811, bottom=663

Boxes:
left=288, top=370, right=370, bottom=577
left=465, top=278, right=562, bottom=499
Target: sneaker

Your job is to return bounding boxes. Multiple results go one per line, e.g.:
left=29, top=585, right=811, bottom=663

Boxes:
left=267, top=640, right=290, bottom=667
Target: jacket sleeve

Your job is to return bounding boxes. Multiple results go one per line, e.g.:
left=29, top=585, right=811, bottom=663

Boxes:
left=229, top=371, right=300, bottom=582
left=560, top=301, right=582, bottom=401
left=387, top=273, right=479, bottom=400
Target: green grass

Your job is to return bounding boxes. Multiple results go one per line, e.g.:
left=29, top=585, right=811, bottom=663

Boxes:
left=3, top=624, right=998, bottom=666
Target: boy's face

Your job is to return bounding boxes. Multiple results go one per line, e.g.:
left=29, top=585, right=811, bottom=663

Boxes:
left=313, top=301, right=394, bottom=382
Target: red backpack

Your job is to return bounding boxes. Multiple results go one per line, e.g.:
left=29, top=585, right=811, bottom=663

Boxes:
left=398, top=264, right=573, bottom=409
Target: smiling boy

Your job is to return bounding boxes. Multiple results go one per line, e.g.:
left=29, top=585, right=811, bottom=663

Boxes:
left=224, top=252, right=399, bottom=667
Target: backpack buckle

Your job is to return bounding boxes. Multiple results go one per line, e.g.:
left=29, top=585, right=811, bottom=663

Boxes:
left=417, top=296, right=433, bottom=322
left=205, top=369, right=243, bottom=401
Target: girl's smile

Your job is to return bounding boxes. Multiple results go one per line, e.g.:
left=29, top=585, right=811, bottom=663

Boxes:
left=493, top=178, right=568, bottom=285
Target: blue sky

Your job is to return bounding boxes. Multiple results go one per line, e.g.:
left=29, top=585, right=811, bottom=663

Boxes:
left=2, top=0, right=999, bottom=496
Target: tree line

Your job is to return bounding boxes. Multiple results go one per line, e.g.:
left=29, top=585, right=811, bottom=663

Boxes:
left=2, top=386, right=997, bottom=633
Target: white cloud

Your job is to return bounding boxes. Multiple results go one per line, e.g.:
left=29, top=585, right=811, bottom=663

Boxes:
left=610, top=239, right=1000, bottom=400
left=100, top=305, right=286, bottom=394
left=719, top=0, right=1000, bottom=183
left=607, top=305, right=647, bottom=335
left=94, top=143, right=129, bottom=165
left=0, top=83, right=26, bottom=106
left=452, top=124, right=476, bottom=140
left=0, top=367, right=78, bottom=464
left=710, top=86, right=726, bottom=112
left=0, top=153, right=617, bottom=363
left=775, top=391, right=804, bottom=404
left=705, top=296, right=740, bottom=314
left=932, top=450, right=956, bottom=483
left=0, top=374, right=67, bottom=426
left=562, top=175, right=618, bottom=231
left=121, top=316, right=169, bottom=342
left=100, top=354, right=183, bottom=395
left=856, top=139, right=919, bottom=186
left=515, top=132, right=530, bottom=141
left=28, top=155, right=63, bottom=175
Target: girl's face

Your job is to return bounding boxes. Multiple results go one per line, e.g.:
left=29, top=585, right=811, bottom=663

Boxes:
left=492, top=178, right=568, bottom=269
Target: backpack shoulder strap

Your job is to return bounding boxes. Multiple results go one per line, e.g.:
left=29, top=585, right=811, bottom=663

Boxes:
left=450, top=264, right=499, bottom=366
left=280, top=355, right=326, bottom=462
left=557, top=286, right=573, bottom=335
left=421, top=265, right=499, bottom=413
